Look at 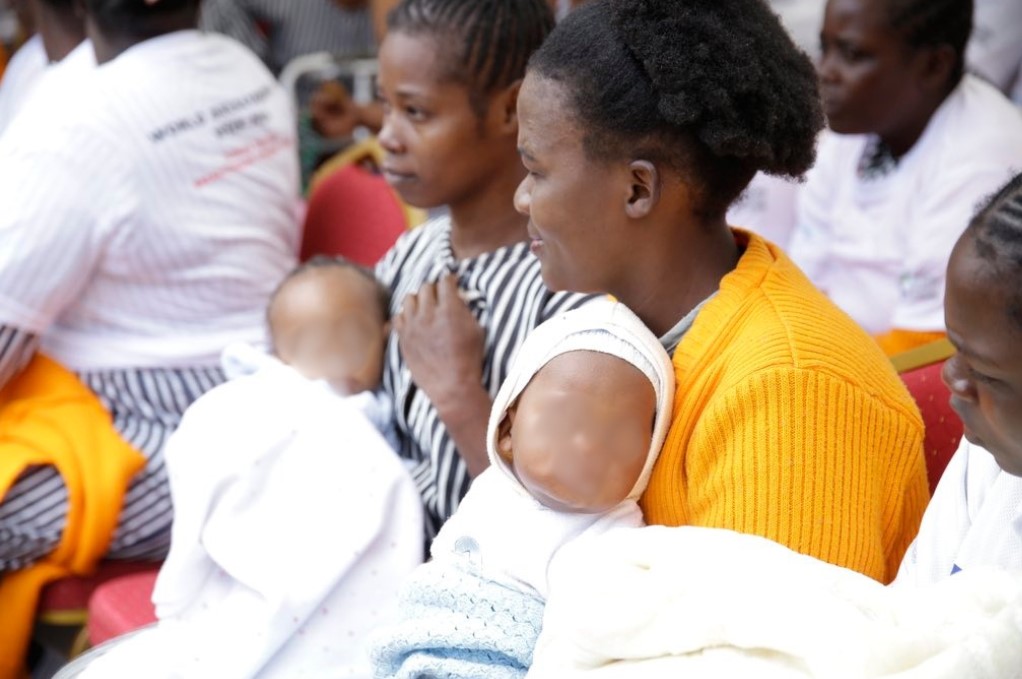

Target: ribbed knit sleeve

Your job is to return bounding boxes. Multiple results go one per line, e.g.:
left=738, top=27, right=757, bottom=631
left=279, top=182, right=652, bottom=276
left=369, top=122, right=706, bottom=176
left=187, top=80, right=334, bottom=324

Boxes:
left=645, top=366, right=928, bottom=583
left=640, top=232, right=929, bottom=584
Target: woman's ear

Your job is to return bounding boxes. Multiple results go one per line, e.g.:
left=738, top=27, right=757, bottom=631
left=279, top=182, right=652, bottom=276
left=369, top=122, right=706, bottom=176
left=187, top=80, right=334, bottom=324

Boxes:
left=624, top=159, right=662, bottom=219
left=916, top=44, right=957, bottom=93
left=490, top=79, right=522, bottom=136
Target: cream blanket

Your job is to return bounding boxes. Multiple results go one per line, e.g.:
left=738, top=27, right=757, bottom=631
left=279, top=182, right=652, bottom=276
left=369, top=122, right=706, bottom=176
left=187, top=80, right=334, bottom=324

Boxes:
left=529, top=526, right=1022, bottom=679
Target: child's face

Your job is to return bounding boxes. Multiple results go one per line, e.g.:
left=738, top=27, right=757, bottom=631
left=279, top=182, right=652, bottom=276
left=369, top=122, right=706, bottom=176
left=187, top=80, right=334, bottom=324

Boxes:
left=269, top=267, right=389, bottom=396
left=375, top=30, right=515, bottom=210
left=497, top=350, right=657, bottom=513
left=943, top=235, right=1022, bottom=477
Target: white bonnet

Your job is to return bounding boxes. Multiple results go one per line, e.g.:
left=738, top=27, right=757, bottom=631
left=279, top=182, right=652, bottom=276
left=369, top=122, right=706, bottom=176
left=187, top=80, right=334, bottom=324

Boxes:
left=486, top=298, right=675, bottom=502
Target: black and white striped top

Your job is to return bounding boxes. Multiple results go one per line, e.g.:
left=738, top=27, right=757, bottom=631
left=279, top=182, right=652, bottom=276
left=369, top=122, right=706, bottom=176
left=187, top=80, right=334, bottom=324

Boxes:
left=200, top=0, right=376, bottom=73
left=376, top=217, right=594, bottom=539
left=0, top=325, right=223, bottom=570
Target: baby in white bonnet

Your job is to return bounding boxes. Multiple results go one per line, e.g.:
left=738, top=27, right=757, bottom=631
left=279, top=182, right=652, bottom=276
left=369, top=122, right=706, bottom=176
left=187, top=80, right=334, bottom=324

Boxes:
left=373, top=297, right=674, bottom=678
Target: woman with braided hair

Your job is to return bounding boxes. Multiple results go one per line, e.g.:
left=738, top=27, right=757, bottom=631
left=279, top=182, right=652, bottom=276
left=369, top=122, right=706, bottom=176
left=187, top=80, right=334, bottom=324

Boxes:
left=55, top=1, right=590, bottom=676
left=373, top=0, right=592, bottom=541
left=514, top=0, right=929, bottom=584
left=896, top=170, right=1022, bottom=585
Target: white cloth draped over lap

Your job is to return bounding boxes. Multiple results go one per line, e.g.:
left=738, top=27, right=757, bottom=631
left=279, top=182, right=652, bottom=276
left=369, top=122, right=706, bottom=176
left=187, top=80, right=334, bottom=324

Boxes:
left=78, top=356, right=423, bottom=679
left=528, top=525, right=1022, bottom=679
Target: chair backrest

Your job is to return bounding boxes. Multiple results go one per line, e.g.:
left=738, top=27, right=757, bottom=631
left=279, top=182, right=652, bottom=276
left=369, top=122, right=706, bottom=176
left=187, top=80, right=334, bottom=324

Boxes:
left=86, top=569, right=159, bottom=648
left=300, top=157, right=410, bottom=267
left=896, top=343, right=963, bottom=494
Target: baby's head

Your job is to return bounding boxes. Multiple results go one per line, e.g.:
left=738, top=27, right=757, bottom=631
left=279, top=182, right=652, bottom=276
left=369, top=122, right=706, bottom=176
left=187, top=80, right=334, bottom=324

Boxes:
left=943, top=171, right=1022, bottom=477
left=489, top=300, right=674, bottom=513
left=267, top=256, right=391, bottom=396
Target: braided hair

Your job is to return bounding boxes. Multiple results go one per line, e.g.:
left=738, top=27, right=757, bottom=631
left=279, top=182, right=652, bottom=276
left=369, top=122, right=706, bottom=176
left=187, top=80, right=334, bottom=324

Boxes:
left=387, top=0, right=554, bottom=116
left=967, top=171, right=1022, bottom=330
left=529, top=0, right=823, bottom=219
left=887, top=0, right=973, bottom=84
left=84, top=0, right=200, bottom=38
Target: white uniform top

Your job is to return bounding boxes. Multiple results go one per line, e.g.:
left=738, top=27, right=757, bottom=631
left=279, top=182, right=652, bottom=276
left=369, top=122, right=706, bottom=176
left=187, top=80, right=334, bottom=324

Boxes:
left=0, top=33, right=48, bottom=136
left=0, top=30, right=301, bottom=370
left=967, top=0, right=1022, bottom=102
left=896, top=438, right=1022, bottom=587
left=789, top=75, right=1022, bottom=335
left=727, top=171, right=802, bottom=250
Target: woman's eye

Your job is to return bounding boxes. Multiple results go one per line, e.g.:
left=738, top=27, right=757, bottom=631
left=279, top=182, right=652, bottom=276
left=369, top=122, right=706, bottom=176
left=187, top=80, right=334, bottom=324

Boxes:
left=840, top=45, right=867, bottom=62
left=969, top=366, right=1003, bottom=387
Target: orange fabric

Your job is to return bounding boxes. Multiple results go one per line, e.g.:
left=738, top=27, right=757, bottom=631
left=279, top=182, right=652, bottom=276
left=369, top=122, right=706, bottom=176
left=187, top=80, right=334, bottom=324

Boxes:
left=0, top=355, right=145, bottom=679
left=641, top=232, right=930, bottom=585
left=875, top=329, right=947, bottom=357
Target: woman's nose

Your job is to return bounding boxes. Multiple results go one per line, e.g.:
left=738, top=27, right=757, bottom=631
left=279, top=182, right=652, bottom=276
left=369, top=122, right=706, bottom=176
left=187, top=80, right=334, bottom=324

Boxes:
left=816, top=48, right=838, bottom=85
left=513, top=175, right=532, bottom=217
left=378, top=113, right=403, bottom=155
left=942, top=354, right=978, bottom=403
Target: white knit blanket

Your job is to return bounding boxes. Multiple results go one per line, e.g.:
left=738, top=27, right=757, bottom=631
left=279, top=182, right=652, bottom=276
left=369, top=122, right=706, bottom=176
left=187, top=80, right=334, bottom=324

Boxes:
left=528, top=526, right=1022, bottom=679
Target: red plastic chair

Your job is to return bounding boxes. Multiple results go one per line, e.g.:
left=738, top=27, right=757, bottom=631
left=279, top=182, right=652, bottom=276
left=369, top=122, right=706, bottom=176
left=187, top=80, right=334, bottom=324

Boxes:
left=300, top=138, right=421, bottom=266
left=36, top=560, right=161, bottom=657
left=893, top=339, right=963, bottom=494
left=86, top=570, right=159, bottom=647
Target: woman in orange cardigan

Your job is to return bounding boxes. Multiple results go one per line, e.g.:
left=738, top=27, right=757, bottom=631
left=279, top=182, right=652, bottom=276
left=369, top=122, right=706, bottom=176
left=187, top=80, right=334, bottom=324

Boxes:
left=512, top=0, right=929, bottom=584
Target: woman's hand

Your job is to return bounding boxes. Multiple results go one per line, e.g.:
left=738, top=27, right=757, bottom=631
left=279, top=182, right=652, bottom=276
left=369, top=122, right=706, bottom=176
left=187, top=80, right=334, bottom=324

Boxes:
left=394, top=273, right=493, bottom=475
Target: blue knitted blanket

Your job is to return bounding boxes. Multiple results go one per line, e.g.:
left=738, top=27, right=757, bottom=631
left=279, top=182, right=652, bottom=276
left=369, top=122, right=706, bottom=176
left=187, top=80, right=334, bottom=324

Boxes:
left=371, top=558, right=545, bottom=678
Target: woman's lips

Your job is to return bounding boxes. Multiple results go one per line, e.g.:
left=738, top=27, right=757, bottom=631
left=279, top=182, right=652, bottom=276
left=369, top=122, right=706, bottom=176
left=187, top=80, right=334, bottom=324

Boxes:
left=529, top=234, right=543, bottom=255
left=949, top=398, right=982, bottom=446
left=382, top=168, right=415, bottom=185
left=820, top=92, right=842, bottom=118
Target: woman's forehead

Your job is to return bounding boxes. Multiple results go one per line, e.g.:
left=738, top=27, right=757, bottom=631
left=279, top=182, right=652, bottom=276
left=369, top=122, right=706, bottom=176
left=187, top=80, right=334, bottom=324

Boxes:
left=379, top=31, right=451, bottom=88
left=519, top=75, right=582, bottom=149
left=947, top=241, right=1022, bottom=356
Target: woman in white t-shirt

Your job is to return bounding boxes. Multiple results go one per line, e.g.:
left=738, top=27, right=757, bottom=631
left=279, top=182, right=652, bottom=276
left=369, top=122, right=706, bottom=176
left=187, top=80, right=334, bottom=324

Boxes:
left=0, top=0, right=299, bottom=582
left=789, top=0, right=1022, bottom=355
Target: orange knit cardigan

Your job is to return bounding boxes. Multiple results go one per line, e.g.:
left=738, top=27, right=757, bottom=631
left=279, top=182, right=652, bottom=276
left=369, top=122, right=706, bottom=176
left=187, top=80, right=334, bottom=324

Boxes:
left=0, top=355, right=144, bottom=679
left=641, top=231, right=929, bottom=584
